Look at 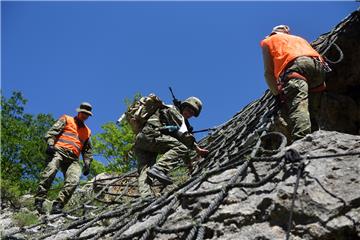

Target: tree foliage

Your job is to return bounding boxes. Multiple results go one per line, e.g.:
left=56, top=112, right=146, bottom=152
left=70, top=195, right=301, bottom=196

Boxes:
left=92, top=121, right=136, bottom=173
left=92, top=95, right=140, bottom=173
left=1, top=91, right=56, bottom=198
left=1, top=91, right=140, bottom=204
left=85, top=159, right=108, bottom=179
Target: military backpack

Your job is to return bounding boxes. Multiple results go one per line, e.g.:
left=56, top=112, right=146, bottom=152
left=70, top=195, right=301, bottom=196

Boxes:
left=125, top=94, right=166, bottom=134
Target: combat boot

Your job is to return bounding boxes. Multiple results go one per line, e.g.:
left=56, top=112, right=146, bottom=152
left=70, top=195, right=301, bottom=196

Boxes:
left=147, top=167, right=173, bottom=185
left=34, top=199, right=45, bottom=214
left=50, top=201, right=64, bottom=214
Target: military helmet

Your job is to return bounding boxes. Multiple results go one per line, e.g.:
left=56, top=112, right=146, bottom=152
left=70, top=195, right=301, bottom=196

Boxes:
left=181, top=97, right=202, bottom=117
left=76, top=102, right=93, bottom=116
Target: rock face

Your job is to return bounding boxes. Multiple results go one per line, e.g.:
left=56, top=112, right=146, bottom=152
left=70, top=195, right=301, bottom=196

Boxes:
left=7, top=131, right=356, bottom=240
left=2, top=7, right=360, bottom=240
left=195, top=131, right=360, bottom=240
left=114, top=131, right=359, bottom=240
left=312, top=9, right=360, bottom=134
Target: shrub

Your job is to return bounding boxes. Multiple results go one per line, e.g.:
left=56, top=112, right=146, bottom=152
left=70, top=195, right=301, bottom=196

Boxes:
left=12, top=211, right=39, bottom=227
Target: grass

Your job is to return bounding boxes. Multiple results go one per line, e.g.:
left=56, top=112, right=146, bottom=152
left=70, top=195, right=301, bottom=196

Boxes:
left=170, top=166, right=190, bottom=186
left=12, top=211, right=39, bottom=227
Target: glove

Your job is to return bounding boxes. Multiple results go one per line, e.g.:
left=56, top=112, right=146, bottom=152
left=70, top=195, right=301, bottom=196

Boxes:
left=159, top=125, right=179, bottom=133
left=275, top=93, right=286, bottom=105
left=167, top=125, right=180, bottom=132
left=83, top=161, right=91, bottom=176
left=46, top=145, right=56, bottom=155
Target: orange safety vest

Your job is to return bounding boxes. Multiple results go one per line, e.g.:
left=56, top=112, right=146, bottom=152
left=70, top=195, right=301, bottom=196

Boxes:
left=55, top=115, right=91, bottom=157
left=261, top=33, right=322, bottom=80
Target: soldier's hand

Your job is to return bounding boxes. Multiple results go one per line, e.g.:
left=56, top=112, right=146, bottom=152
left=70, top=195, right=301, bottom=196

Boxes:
left=187, top=162, right=193, bottom=174
left=275, top=93, right=286, bottom=105
left=83, top=161, right=91, bottom=176
left=195, top=145, right=209, bottom=157
left=197, top=148, right=209, bottom=157
left=46, top=145, right=56, bottom=155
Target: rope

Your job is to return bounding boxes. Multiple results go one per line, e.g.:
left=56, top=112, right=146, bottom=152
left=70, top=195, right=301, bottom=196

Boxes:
left=282, top=149, right=360, bottom=239
left=285, top=162, right=304, bottom=240
left=284, top=149, right=360, bottom=162
left=323, top=42, right=344, bottom=64
left=284, top=149, right=304, bottom=240
left=305, top=151, right=360, bottom=160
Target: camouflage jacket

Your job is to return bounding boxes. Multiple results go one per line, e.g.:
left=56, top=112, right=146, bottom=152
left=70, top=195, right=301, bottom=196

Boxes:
left=144, top=105, right=196, bottom=149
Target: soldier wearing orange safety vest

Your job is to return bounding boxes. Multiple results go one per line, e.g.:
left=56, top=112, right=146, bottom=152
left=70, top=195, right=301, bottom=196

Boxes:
left=35, top=102, right=93, bottom=214
left=261, top=25, right=329, bottom=142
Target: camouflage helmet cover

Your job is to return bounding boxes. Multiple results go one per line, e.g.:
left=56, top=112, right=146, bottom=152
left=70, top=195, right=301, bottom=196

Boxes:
left=271, top=25, right=290, bottom=34
left=181, top=97, right=202, bottom=117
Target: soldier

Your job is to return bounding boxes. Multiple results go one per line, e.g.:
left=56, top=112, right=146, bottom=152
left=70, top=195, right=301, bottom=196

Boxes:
left=134, top=97, right=209, bottom=198
left=261, top=25, right=327, bottom=142
left=34, top=102, right=93, bottom=214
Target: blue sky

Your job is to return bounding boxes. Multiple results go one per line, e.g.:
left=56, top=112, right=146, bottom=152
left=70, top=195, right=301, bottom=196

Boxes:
left=2, top=1, right=358, bottom=144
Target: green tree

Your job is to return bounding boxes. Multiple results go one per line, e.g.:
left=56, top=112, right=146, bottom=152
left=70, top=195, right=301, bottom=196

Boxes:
left=87, top=159, right=108, bottom=178
left=92, top=95, right=140, bottom=173
left=92, top=121, right=135, bottom=173
left=1, top=91, right=55, bottom=200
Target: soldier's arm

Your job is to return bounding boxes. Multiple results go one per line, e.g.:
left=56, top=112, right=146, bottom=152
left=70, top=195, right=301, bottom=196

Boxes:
left=82, top=138, right=93, bottom=164
left=163, top=107, right=183, bottom=127
left=146, top=110, right=163, bottom=129
left=45, top=116, right=66, bottom=146
left=262, top=45, right=278, bottom=95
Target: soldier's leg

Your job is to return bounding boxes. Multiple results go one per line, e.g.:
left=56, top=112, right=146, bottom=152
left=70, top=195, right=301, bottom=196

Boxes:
left=307, top=59, right=326, bottom=131
left=135, top=146, right=156, bottom=198
left=56, top=159, right=81, bottom=206
left=135, top=130, right=190, bottom=186
left=295, top=56, right=326, bottom=90
left=153, top=135, right=190, bottom=174
left=309, top=92, right=323, bottom=131
left=35, top=152, right=62, bottom=202
left=287, top=56, right=326, bottom=133
left=283, top=78, right=311, bottom=141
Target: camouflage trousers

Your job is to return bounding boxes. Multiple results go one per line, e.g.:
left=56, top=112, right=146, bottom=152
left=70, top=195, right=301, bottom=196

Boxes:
left=273, top=56, right=325, bottom=143
left=134, top=128, right=195, bottom=198
left=35, top=151, right=81, bottom=205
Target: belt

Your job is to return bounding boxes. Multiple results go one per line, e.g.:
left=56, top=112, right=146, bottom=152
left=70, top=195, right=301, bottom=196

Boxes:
left=309, top=82, right=326, bottom=93
left=285, top=72, right=307, bottom=81
left=282, top=71, right=326, bottom=92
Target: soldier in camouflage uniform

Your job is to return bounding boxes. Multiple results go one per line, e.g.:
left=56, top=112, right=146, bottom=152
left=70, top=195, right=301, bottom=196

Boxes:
left=35, top=102, right=93, bottom=214
left=261, top=25, right=327, bottom=143
left=134, top=97, right=209, bottom=198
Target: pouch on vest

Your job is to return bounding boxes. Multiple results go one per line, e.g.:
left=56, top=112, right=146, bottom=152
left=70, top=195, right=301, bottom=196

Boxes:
left=125, top=94, right=166, bottom=134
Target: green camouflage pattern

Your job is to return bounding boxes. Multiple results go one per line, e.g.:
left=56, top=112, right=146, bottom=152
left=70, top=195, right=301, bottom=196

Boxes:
left=273, top=56, right=325, bottom=142
left=36, top=115, right=93, bottom=206
left=134, top=106, right=197, bottom=197
left=35, top=151, right=82, bottom=205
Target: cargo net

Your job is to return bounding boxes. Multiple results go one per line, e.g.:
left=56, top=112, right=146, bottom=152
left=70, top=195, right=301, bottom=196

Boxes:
left=5, top=8, right=359, bottom=240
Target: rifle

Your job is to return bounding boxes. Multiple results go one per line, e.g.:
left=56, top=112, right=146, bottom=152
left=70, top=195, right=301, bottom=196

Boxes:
left=168, top=87, right=193, bottom=133
left=169, top=87, right=182, bottom=109
left=192, top=127, right=217, bottom=134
